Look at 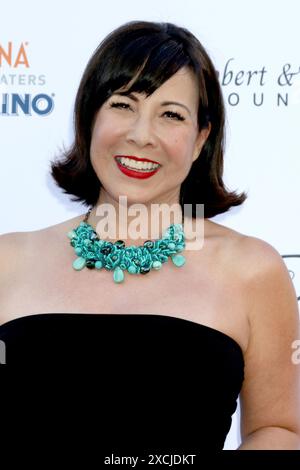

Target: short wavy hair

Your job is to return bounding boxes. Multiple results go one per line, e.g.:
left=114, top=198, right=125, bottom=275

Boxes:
left=50, top=20, right=247, bottom=218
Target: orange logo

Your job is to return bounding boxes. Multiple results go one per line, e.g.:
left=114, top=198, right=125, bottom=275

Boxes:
left=0, top=42, right=29, bottom=68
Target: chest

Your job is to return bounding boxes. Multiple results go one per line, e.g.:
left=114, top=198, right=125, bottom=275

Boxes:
left=7, top=242, right=243, bottom=312
left=1, top=233, right=250, bottom=352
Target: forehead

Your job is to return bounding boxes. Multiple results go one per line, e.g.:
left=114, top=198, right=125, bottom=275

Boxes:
left=157, top=67, right=198, bottom=96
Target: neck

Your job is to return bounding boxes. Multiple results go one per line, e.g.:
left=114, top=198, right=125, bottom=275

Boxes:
left=86, top=191, right=183, bottom=245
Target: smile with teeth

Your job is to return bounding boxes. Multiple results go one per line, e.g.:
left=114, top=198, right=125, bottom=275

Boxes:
left=116, top=156, right=160, bottom=172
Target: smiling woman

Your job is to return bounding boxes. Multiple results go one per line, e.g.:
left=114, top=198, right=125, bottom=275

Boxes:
left=50, top=20, right=246, bottom=218
left=0, top=20, right=299, bottom=455
left=89, top=67, right=209, bottom=201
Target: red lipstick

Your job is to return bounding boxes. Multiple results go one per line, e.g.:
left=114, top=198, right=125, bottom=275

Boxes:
left=114, top=155, right=161, bottom=179
left=115, top=155, right=160, bottom=164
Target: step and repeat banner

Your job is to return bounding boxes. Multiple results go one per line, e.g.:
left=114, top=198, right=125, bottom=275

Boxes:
left=1, top=0, right=299, bottom=449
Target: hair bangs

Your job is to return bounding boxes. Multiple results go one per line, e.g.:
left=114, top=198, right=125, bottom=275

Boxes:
left=108, top=38, right=190, bottom=98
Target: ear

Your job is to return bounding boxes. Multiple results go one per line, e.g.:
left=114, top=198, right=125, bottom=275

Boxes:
left=192, top=122, right=211, bottom=162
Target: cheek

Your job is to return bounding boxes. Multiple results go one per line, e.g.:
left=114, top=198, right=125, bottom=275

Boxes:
left=92, top=122, right=113, bottom=147
left=90, top=118, right=120, bottom=158
left=163, top=129, right=196, bottom=166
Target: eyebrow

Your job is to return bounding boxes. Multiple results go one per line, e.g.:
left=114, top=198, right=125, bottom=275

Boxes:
left=161, top=101, right=191, bottom=116
left=114, top=92, right=192, bottom=116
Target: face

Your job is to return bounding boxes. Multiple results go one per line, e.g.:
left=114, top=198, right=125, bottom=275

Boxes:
left=90, top=67, right=210, bottom=206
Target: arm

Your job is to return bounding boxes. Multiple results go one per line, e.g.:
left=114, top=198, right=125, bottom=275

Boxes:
left=0, top=232, right=26, bottom=324
left=237, top=237, right=300, bottom=450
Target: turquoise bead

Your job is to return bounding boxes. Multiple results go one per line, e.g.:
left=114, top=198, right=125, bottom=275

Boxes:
left=95, top=261, right=103, bottom=269
left=152, top=260, right=162, bottom=270
left=168, top=242, right=175, bottom=250
left=128, top=265, right=137, bottom=274
left=113, top=267, right=124, bottom=283
left=73, top=257, right=86, bottom=270
left=67, top=230, right=77, bottom=239
left=171, top=254, right=186, bottom=267
left=75, top=247, right=82, bottom=256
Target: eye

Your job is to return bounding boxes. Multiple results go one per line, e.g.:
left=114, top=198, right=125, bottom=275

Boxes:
left=163, top=111, right=185, bottom=121
left=109, top=101, right=131, bottom=110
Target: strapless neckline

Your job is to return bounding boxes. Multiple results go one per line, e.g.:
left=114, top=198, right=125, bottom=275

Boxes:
left=0, top=312, right=244, bottom=355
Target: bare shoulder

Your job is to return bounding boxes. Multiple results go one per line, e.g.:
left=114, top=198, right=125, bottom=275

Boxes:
left=0, top=216, right=85, bottom=324
left=235, top=232, right=290, bottom=282
left=231, top=230, right=295, bottom=306
left=205, top=220, right=293, bottom=299
left=32, top=214, right=85, bottom=240
left=207, top=219, right=287, bottom=275
left=0, top=231, right=30, bottom=273
left=229, top=230, right=299, bottom=353
left=0, top=231, right=30, bottom=323
left=0, top=214, right=85, bottom=261
left=0, top=230, right=29, bottom=246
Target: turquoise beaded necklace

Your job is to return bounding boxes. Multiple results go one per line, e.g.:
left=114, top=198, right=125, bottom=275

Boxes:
left=68, top=207, right=186, bottom=283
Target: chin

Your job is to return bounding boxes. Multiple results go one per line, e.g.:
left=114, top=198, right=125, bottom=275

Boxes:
left=116, top=193, right=156, bottom=206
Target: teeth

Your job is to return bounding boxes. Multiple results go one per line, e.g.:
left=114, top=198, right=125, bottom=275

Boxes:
left=117, top=157, right=159, bottom=172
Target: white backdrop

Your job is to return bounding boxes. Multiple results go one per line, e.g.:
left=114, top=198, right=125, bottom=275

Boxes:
left=1, top=0, right=299, bottom=450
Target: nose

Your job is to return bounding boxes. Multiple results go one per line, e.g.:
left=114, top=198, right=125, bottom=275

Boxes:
left=125, top=113, right=157, bottom=148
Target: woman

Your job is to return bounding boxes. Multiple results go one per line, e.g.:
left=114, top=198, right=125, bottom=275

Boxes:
left=0, top=20, right=299, bottom=452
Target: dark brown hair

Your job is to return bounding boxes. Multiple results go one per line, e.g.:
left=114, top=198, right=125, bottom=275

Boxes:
left=50, top=20, right=247, bottom=218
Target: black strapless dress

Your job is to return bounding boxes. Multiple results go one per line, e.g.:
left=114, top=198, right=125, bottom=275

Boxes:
left=0, top=313, right=244, bottom=453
